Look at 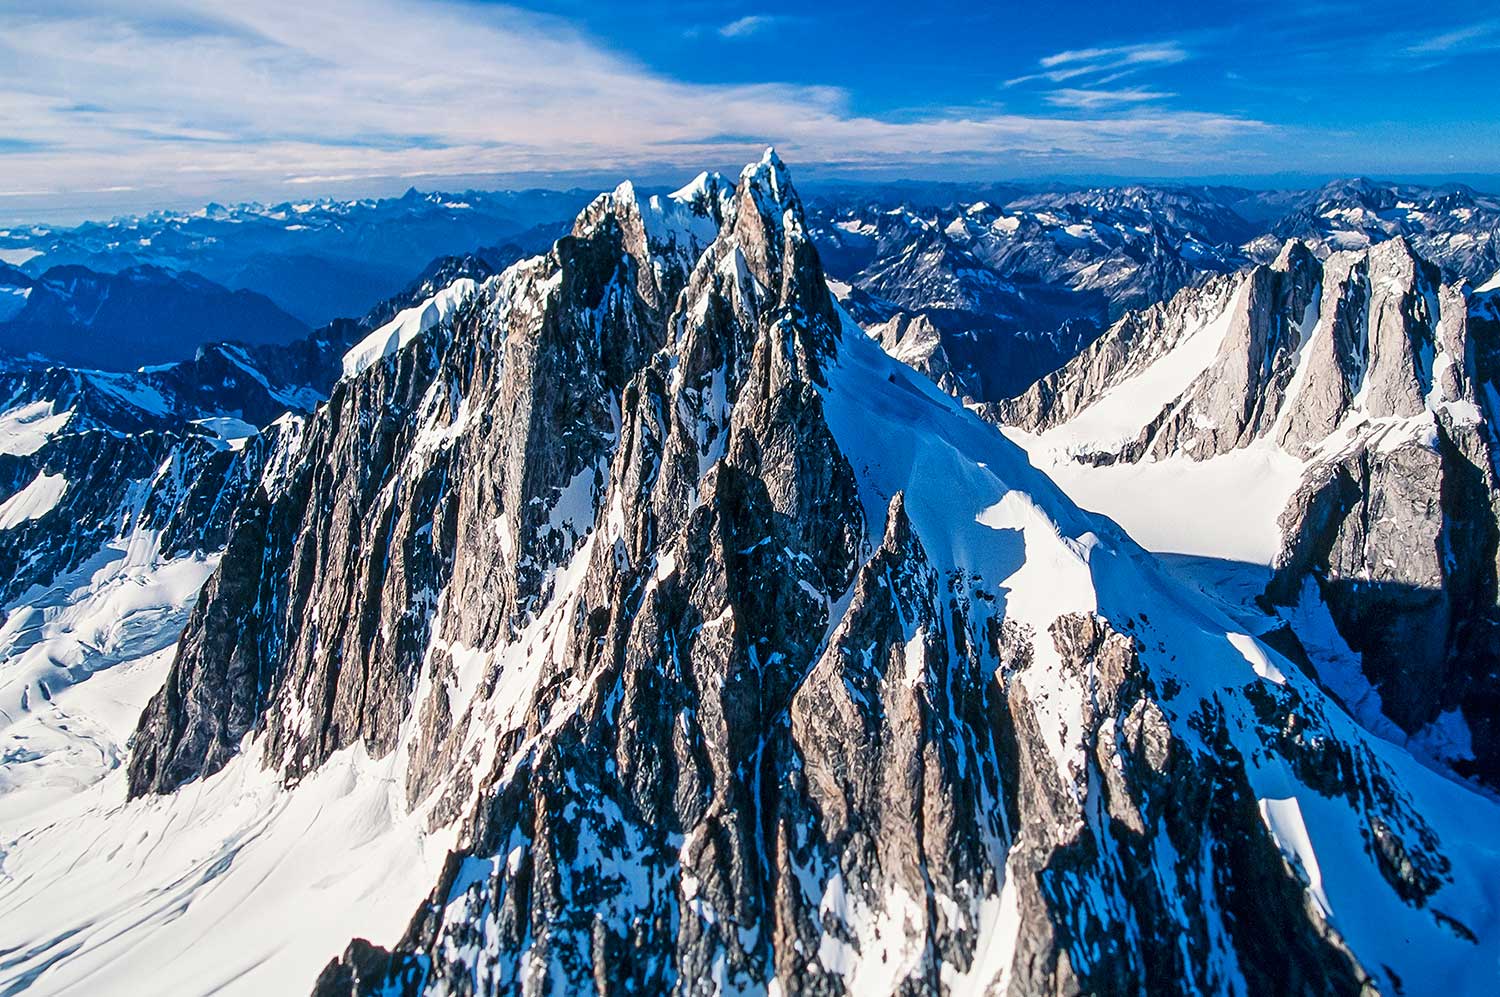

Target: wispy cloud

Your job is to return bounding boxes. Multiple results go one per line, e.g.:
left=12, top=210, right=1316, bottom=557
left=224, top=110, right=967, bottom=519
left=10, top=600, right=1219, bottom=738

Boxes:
left=0, top=1, right=1272, bottom=214
left=1007, top=41, right=1190, bottom=87
left=1403, top=18, right=1500, bottom=57
left=1045, top=87, right=1176, bottom=110
left=1041, top=43, right=1188, bottom=70
left=718, top=15, right=781, bottom=39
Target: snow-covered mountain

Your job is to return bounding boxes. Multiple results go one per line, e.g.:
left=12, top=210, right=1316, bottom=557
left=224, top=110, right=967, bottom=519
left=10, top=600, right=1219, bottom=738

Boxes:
left=994, top=236, right=1500, bottom=787
left=4, top=153, right=1497, bottom=996
left=0, top=187, right=591, bottom=327
left=0, top=264, right=33, bottom=323
left=1245, top=179, right=1500, bottom=282
left=0, top=252, right=512, bottom=822
left=0, top=361, right=304, bottom=824
left=809, top=186, right=1255, bottom=398
left=811, top=178, right=1500, bottom=406
left=977, top=185, right=1255, bottom=309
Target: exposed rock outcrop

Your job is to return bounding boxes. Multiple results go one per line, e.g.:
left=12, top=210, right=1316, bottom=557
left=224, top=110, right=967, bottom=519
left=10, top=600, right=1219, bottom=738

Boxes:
left=865, top=312, right=979, bottom=399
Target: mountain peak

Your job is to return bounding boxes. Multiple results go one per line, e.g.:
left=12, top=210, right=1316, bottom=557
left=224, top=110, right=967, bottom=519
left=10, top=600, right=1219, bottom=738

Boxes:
left=756, top=143, right=786, bottom=171
left=668, top=170, right=725, bottom=204
left=737, top=145, right=796, bottom=216
left=1365, top=230, right=1424, bottom=269
left=1271, top=237, right=1316, bottom=273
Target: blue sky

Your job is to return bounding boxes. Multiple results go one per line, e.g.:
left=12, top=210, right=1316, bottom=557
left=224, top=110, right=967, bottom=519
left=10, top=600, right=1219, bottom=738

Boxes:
left=2, top=0, right=1498, bottom=221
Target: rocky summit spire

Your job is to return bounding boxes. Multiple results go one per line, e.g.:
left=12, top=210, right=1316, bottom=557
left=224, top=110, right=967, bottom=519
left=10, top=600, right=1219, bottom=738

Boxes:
left=126, top=148, right=848, bottom=798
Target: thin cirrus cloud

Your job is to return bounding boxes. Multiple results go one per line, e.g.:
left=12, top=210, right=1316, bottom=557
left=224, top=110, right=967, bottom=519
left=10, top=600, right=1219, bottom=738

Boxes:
left=1402, top=18, right=1500, bottom=57
left=718, top=15, right=781, bottom=38
left=0, top=0, right=1272, bottom=215
left=1045, top=87, right=1178, bottom=110
left=1006, top=42, right=1191, bottom=87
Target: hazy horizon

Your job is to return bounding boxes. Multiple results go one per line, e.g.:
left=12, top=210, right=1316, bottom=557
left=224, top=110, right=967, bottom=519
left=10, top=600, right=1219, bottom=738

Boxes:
left=6, top=164, right=1500, bottom=230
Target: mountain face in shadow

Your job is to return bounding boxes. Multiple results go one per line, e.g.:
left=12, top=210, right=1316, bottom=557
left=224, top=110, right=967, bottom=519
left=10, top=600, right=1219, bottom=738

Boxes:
left=0, top=264, right=308, bottom=370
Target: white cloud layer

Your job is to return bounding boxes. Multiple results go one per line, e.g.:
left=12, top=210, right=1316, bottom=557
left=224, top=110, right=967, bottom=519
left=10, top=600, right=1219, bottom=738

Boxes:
left=1402, top=18, right=1500, bottom=57
left=0, top=0, right=1272, bottom=209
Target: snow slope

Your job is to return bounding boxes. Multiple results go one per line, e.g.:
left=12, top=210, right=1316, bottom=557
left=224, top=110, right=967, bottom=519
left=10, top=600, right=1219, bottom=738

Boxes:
left=342, top=277, right=480, bottom=379
left=1006, top=436, right=1305, bottom=564
left=0, top=740, right=454, bottom=996
left=0, top=401, right=70, bottom=457
left=0, top=471, right=67, bottom=530
left=1031, top=283, right=1243, bottom=459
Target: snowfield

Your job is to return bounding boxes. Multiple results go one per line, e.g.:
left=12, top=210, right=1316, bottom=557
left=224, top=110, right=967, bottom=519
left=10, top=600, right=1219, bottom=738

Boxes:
left=342, top=277, right=480, bottom=380
left=0, top=739, right=452, bottom=996
left=0, top=471, right=67, bottom=531
left=0, top=526, right=461, bottom=994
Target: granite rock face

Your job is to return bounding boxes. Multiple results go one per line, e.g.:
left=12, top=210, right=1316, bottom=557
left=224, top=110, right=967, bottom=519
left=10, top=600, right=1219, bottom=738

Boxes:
left=865, top=312, right=979, bottom=399
left=1267, top=278, right=1500, bottom=781
left=127, top=176, right=698, bottom=794
left=123, top=155, right=1474, bottom=994
left=997, top=237, right=1469, bottom=461
left=981, top=265, right=1248, bottom=442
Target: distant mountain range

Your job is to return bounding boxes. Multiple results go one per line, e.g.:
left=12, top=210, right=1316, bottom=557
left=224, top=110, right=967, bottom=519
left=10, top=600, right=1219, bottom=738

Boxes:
left=0, top=263, right=308, bottom=370
left=2, top=178, right=1495, bottom=381
left=807, top=177, right=1500, bottom=397
left=0, top=187, right=594, bottom=328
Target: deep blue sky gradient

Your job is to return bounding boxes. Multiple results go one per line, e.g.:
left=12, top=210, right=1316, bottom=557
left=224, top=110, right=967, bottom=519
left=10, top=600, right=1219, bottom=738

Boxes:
left=510, top=0, right=1497, bottom=160
left=2, top=0, right=1497, bottom=222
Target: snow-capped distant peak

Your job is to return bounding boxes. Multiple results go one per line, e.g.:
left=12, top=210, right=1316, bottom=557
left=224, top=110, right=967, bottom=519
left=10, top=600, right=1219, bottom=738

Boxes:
left=668, top=170, right=726, bottom=205
left=341, top=277, right=480, bottom=380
